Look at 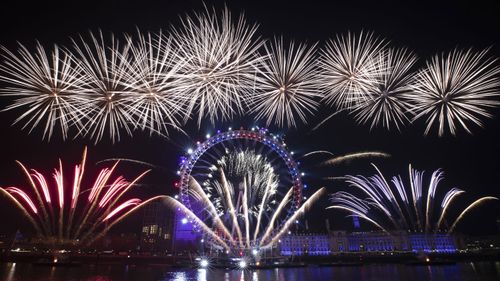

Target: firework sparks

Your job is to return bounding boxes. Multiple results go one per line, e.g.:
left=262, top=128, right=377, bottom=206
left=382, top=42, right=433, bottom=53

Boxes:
left=170, top=7, right=264, bottom=125
left=319, top=31, right=386, bottom=109
left=0, top=42, right=87, bottom=140
left=261, top=187, right=325, bottom=248
left=328, top=164, right=497, bottom=232
left=351, top=48, right=417, bottom=130
left=172, top=149, right=322, bottom=253
left=449, top=196, right=498, bottom=232
left=71, top=31, right=135, bottom=143
left=0, top=148, right=158, bottom=246
left=299, top=150, right=334, bottom=159
left=406, top=48, right=500, bottom=136
left=123, top=30, right=185, bottom=136
left=320, top=151, right=390, bottom=166
left=250, top=38, right=321, bottom=127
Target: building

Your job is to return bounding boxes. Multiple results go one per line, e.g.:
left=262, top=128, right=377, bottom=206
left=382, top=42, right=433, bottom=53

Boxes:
left=278, top=231, right=460, bottom=256
left=100, top=233, right=139, bottom=251
left=171, top=211, right=202, bottom=253
left=140, top=201, right=173, bottom=253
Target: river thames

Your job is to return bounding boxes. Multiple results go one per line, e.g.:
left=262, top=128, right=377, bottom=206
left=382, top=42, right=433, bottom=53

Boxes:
left=0, top=261, right=499, bottom=281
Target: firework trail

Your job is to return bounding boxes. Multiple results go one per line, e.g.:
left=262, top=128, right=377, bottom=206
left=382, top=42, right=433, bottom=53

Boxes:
left=320, top=151, right=390, bottom=166
left=328, top=164, right=497, bottom=232
left=449, top=196, right=498, bottom=232
left=0, top=148, right=157, bottom=246
left=164, top=196, right=231, bottom=251
left=261, top=187, right=325, bottom=249
left=96, top=158, right=167, bottom=171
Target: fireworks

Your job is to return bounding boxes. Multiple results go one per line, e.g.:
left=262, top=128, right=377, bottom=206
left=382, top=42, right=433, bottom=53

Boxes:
left=71, top=31, right=136, bottom=143
left=407, top=48, right=500, bottom=136
left=320, top=151, right=391, bottom=166
left=0, top=6, right=498, bottom=148
left=250, top=38, right=321, bottom=127
left=0, top=42, right=86, bottom=140
left=319, top=31, right=387, bottom=109
left=122, top=30, right=186, bottom=137
left=328, top=164, right=498, bottom=233
left=170, top=149, right=323, bottom=252
left=351, top=48, right=417, bottom=130
left=170, top=128, right=323, bottom=254
left=170, top=7, right=264, bottom=125
left=1, top=6, right=500, bottom=137
left=0, top=148, right=165, bottom=246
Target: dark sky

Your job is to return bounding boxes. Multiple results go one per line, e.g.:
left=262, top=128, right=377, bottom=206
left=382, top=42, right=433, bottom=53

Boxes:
left=0, top=0, right=499, bottom=236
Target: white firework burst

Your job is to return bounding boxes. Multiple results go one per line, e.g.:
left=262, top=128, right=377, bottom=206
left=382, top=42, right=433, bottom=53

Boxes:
left=122, top=30, right=185, bottom=137
left=250, top=38, right=321, bottom=128
left=319, top=31, right=386, bottom=109
left=170, top=7, right=265, bottom=125
left=0, top=42, right=87, bottom=140
left=71, top=31, right=135, bottom=143
left=407, top=48, right=500, bottom=136
left=328, top=164, right=498, bottom=233
left=351, top=48, right=417, bottom=130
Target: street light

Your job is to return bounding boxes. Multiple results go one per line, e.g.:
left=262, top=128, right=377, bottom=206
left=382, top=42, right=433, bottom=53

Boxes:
left=200, top=259, right=209, bottom=268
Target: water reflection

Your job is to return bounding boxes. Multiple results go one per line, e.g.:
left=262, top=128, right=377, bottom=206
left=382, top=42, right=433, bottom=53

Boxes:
left=1, top=262, right=499, bottom=281
left=197, top=269, right=207, bottom=281
left=172, top=271, right=187, bottom=281
left=5, top=263, right=15, bottom=281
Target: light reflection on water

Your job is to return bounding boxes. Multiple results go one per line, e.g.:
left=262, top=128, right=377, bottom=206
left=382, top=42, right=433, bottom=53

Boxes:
left=0, top=262, right=499, bottom=281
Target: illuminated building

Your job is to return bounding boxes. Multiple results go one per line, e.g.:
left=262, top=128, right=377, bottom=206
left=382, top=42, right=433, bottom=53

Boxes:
left=278, top=231, right=460, bottom=256
left=140, top=201, right=173, bottom=253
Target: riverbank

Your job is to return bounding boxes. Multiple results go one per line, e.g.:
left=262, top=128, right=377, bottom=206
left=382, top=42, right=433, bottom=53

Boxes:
left=1, top=249, right=498, bottom=268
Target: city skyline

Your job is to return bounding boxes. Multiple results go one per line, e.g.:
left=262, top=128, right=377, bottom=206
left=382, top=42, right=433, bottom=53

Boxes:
left=0, top=0, right=499, bottom=239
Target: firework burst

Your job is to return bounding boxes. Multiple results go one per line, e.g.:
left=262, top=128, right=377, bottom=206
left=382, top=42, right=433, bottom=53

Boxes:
left=0, top=148, right=164, bottom=246
left=170, top=7, right=264, bottom=125
left=328, top=164, right=498, bottom=233
left=250, top=38, right=321, bottom=127
left=0, top=42, right=87, bottom=140
left=123, top=30, right=185, bottom=137
left=407, top=48, right=500, bottom=136
left=351, top=48, right=417, bottom=130
left=171, top=149, right=323, bottom=253
left=71, top=31, right=135, bottom=143
left=319, top=31, right=386, bottom=109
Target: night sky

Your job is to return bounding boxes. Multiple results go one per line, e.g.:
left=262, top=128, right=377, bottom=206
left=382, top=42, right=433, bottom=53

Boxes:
left=0, top=0, right=499, bottom=236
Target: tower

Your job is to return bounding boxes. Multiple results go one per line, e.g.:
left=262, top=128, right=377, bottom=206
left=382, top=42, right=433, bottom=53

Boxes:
left=140, top=201, right=173, bottom=253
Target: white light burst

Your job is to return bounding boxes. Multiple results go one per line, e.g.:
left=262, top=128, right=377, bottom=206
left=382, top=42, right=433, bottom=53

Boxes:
left=250, top=38, right=321, bottom=127
left=407, top=48, right=500, bottom=136
left=319, top=31, right=386, bottom=109
left=0, top=43, right=86, bottom=140
left=171, top=7, right=264, bottom=126
left=123, top=30, right=185, bottom=137
left=351, top=48, right=417, bottom=130
left=71, top=31, right=135, bottom=143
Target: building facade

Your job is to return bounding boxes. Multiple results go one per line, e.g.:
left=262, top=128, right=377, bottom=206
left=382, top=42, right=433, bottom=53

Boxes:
left=278, top=231, right=460, bottom=256
left=140, top=201, right=173, bottom=253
